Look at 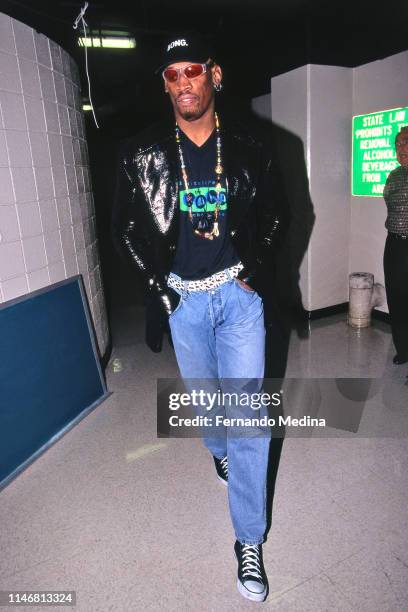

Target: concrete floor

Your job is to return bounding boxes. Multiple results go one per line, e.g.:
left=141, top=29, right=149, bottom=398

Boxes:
left=0, top=304, right=407, bottom=611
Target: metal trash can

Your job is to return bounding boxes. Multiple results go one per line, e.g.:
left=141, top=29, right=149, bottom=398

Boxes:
left=348, top=272, right=374, bottom=328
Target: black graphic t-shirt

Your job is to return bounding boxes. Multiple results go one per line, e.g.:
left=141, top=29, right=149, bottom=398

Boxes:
left=171, top=129, right=240, bottom=280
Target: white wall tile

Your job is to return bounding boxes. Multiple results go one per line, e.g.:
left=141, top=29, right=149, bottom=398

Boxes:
left=81, top=270, right=91, bottom=301
left=17, top=201, right=43, bottom=238
left=5, top=130, right=32, bottom=167
left=49, top=40, right=63, bottom=74
left=0, top=130, right=8, bottom=165
left=0, top=204, right=20, bottom=242
left=72, top=138, right=81, bottom=165
left=77, top=111, right=85, bottom=139
left=76, top=247, right=87, bottom=275
left=60, top=224, right=75, bottom=259
left=52, top=165, right=68, bottom=197
left=61, top=135, right=74, bottom=165
left=53, top=72, right=66, bottom=105
left=64, top=256, right=78, bottom=277
left=38, top=65, right=55, bottom=101
left=34, top=33, right=51, bottom=67
left=30, top=132, right=51, bottom=166
left=0, top=167, right=14, bottom=203
left=11, top=166, right=37, bottom=202
left=83, top=221, right=91, bottom=249
left=12, top=19, right=36, bottom=62
left=0, top=14, right=16, bottom=55
left=0, top=52, right=21, bottom=93
left=82, top=165, right=91, bottom=192
left=27, top=266, right=49, bottom=291
left=47, top=133, right=64, bottom=165
left=24, top=96, right=46, bottom=132
left=48, top=260, right=65, bottom=282
left=39, top=199, right=59, bottom=233
left=43, top=229, right=63, bottom=264
left=78, top=192, right=87, bottom=217
left=68, top=107, right=78, bottom=137
left=70, top=196, right=81, bottom=224
left=56, top=196, right=71, bottom=226
left=65, top=165, right=78, bottom=195
left=1, top=274, right=28, bottom=301
left=73, top=221, right=85, bottom=250
left=0, top=91, right=27, bottom=130
left=22, top=234, right=47, bottom=271
left=75, top=165, right=85, bottom=192
left=43, top=100, right=59, bottom=133
left=89, top=270, right=97, bottom=298
left=34, top=166, right=54, bottom=199
left=57, top=104, right=70, bottom=135
left=65, top=80, right=74, bottom=108
left=19, top=58, right=41, bottom=97
left=0, top=241, right=25, bottom=280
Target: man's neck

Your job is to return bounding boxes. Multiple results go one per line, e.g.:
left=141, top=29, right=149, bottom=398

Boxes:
left=176, top=106, right=216, bottom=147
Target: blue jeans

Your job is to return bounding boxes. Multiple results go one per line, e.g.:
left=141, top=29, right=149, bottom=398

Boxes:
left=168, top=272, right=271, bottom=545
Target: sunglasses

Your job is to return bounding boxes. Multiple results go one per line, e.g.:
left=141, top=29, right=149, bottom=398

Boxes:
left=162, top=62, right=211, bottom=83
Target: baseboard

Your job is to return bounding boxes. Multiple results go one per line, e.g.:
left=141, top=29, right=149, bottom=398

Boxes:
left=306, top=303, right=348, bottom=320
left=305, top=303, right=390, bottom=324
left=372, top=309, right=390, bottom=323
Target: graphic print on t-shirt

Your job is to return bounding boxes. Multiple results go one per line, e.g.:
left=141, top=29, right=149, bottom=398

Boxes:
left=180, top=183, right=227, bottom=214
left=171, top=130, right=240, bottom=281
left=180, top=180, right=227, bottom=234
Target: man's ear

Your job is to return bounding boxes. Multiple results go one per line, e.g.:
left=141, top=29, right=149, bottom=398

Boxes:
left=211, top=62, right=222, bottom=86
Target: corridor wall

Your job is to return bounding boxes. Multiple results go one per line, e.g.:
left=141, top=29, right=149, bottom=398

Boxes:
left=256, top=50, right=408, bottom=314
left=0, top=13, right=109, bottom=355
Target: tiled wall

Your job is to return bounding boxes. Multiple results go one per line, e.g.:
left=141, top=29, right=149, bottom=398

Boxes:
left=0, top=13, right=109, bottom=358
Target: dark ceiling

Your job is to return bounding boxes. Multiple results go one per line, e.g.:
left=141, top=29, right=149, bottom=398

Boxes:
left=2, top=0, right=408, bottom=133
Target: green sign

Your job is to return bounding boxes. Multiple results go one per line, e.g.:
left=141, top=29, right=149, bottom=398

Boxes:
left=352, top=107, right=408, bottom=197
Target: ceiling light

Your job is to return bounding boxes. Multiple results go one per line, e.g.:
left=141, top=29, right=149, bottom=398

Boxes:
left=78, top=30, right=136, bottom=49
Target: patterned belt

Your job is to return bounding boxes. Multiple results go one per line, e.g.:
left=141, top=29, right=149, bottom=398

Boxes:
left=167, top=262, right=244, bottom=293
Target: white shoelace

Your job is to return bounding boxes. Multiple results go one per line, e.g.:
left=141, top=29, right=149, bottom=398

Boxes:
left=241, top=545, right=263, bottom=580
left=220, top=456, right=228, bottom=477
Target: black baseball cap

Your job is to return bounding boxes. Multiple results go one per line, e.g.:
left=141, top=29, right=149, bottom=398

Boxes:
left=155, top=31, right=214, bottom=74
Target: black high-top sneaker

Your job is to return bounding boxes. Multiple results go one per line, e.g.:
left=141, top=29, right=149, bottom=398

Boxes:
left=234, top=540, right=268, bottom=602
left=213, top=455, right=228, bottom=486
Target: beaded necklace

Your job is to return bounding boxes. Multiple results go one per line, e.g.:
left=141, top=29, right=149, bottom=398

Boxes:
left=175, top=112, right=224, bottom=240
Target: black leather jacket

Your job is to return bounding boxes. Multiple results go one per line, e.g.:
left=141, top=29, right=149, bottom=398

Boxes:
left=112, top=115, right=288, bottom=352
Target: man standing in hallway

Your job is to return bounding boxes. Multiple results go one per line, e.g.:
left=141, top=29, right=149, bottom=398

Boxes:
left=112, top=32, right=287, bottom=602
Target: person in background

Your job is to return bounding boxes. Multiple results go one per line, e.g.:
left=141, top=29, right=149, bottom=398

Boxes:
left=383, top=126, right=408, bottom=368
